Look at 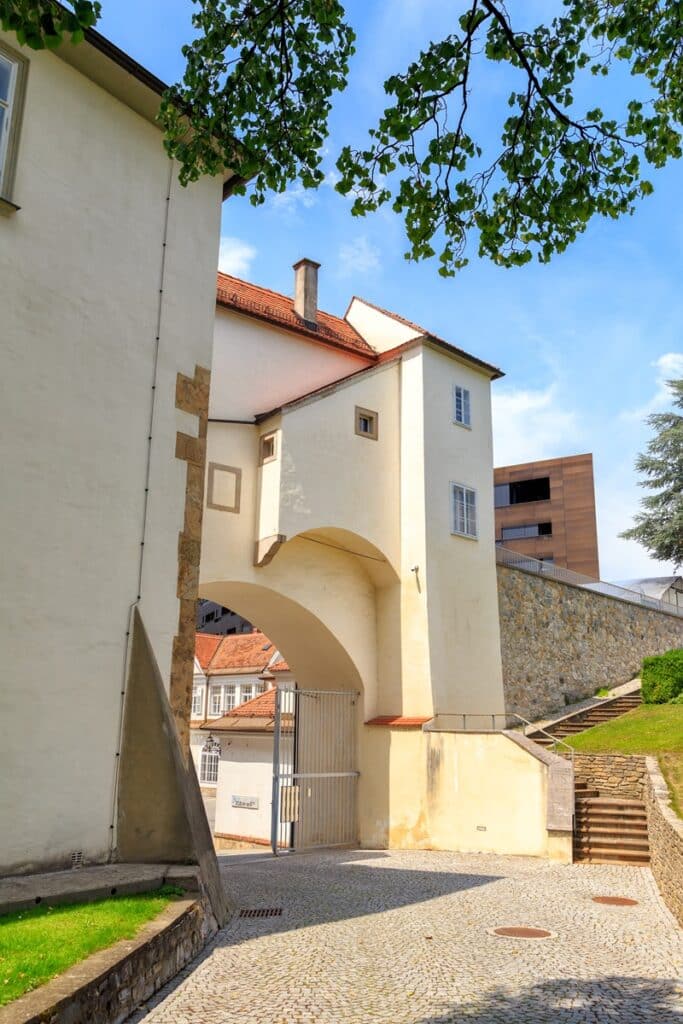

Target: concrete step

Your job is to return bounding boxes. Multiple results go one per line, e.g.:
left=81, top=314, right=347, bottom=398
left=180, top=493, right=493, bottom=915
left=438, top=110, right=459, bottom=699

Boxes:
left=574, top=848, right=650, bottom=865
left=574, top=834, right=649, bottom=851
left=575, top=828, right=649, bottom=843
left=576, top=796, right=645, bottom=808
left=574, top=853, right=650, bottom=866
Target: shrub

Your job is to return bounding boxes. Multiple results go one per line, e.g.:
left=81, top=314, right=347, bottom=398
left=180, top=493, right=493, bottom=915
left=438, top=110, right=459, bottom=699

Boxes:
left=641, top=649, right=683, bottom=704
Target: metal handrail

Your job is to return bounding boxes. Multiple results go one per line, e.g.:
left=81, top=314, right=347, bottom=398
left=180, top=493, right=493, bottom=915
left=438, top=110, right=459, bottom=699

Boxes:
left=509, top=712, right=574, bottom=763
left=496, top=545, right=683, bottom=618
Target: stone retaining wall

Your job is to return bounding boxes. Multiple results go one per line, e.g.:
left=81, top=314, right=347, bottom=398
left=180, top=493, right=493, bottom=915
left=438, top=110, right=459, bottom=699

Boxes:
left=644, top=757, right=683, bottom=928
left=572, top=753, right=647, bottom=799
left=0, top=895, right=218, bottom=1024
left=498, top=564, right=683, bottom=721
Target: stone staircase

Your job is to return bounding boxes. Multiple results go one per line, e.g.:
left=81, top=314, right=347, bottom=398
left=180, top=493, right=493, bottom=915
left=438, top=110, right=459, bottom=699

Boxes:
left=528, top=691, right=642, bottom=748
left=573, top=781, right=650, bottom=866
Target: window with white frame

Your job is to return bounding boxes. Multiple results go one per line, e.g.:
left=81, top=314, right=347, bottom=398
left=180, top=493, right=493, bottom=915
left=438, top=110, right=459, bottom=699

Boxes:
left=451, top=483, right=477, bottom=538
left=191, top=686, right=204, bottom=717
left=453, top=385, right=471, bottom=427
left=0, top=46, right=25, bottom=200
left=223, top=684, right=237, bottom=711
left=240, top=684, right=255, bottom=704
left=199, top=737, right=220, bottom=784
left=209, top=686, right=223, bottom=716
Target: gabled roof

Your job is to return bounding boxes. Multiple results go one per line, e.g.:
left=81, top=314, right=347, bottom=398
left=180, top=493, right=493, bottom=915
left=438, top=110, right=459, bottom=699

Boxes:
left=346, top=296, right=504, bottom=380
left=200, top=686, right=286, bottom=732
left=216, top=273, right=375, bottom=358
left=195, top=634, right=223, bottom=672
left=195, top=630, right=286, bottom=676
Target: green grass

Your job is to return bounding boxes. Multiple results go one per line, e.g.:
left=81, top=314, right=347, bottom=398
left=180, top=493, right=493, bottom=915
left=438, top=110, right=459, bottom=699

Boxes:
left=0, top=887, right=181, bottom=1007
left=594, top=687, right=611, bottom=697
left=566, top=704, right=683, bottom=817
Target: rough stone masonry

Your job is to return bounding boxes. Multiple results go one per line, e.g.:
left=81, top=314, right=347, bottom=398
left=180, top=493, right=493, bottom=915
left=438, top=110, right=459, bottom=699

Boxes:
left=497, top=564, right=683, bottom=722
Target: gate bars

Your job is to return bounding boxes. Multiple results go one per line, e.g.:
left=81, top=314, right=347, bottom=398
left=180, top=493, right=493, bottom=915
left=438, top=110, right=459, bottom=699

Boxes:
left=271, top=687, right=360, bottom=855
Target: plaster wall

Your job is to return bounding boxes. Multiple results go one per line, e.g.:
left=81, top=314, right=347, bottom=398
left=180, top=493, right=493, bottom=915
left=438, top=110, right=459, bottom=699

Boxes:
left=421, top=346, right=505, bottom=717
left=213, top=735, right=273, bottom=842
left=345, top=297, right=421, bottom=352
left=210, top=309, right=370, bottom=421
left=359, top=727, right=571, bottom=862
left=275, top=362, right=401, bottom=568
left=0, top=34, right=221, bottom=873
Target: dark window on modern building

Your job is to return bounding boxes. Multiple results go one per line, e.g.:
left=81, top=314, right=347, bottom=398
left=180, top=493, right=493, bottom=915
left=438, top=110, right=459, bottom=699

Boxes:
left=494, top=477, right=550, bottom=507
left=501, top=522, right=552, bottom=540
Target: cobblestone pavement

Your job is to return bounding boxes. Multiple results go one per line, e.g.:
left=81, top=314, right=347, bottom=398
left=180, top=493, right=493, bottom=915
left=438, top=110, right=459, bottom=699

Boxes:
left=131, top=850, right=683, bottom=1024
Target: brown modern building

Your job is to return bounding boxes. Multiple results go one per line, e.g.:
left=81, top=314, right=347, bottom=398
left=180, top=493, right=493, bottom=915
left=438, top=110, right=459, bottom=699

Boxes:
left=494, top=453, right=600, bottom=579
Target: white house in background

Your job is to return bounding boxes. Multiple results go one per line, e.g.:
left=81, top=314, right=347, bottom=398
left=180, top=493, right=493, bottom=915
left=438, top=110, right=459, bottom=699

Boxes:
left=619, top=577, right=683, bottom=611
left=189, top=630, right=293, bottom=794
left=198, top=261, right=575, bottom=861
left=200, top=688, right=281, bottom=847
left=0, top=21, right=233, bottom=877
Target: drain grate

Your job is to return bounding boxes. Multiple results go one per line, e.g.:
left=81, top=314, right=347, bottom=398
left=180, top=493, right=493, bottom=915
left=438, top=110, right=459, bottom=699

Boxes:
left=490, top=926, right=554, bottom=939
left=239, top=907, right=283, bottom=919
left=592, top=896, right=639, bottom=907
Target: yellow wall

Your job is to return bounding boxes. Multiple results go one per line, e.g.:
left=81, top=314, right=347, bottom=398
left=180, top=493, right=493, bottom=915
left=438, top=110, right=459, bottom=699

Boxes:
left=0, top=31, right=222, bottom=873
left=360, top=727, right=572, bottom=862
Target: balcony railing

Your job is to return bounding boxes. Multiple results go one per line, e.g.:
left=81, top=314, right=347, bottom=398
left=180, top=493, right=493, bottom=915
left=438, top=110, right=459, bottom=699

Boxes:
left=496, top=545, right=683, bottom=618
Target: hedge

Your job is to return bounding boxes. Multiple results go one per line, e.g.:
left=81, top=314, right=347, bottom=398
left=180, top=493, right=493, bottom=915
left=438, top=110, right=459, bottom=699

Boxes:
left=641, top=649, right=683, bottom=704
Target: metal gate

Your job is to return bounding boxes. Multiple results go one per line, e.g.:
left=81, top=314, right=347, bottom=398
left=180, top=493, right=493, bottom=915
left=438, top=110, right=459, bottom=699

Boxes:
left=271, top=687, right=359, bottom=854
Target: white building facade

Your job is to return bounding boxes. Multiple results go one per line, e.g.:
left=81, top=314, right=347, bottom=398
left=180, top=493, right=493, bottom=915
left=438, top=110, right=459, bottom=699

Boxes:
left=0, top=25, right=228, bottom=875
left=198, top=262, right=574, bottom=861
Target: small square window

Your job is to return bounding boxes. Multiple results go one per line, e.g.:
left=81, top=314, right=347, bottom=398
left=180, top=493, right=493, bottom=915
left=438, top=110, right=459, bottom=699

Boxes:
left=453, top=385, right=471, bottom=427
left=355, top=406, right=378, bottom=440
left=259, top=432, right=277, bottom=464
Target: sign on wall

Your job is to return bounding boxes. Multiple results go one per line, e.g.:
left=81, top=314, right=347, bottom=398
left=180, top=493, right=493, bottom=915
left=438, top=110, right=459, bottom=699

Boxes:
left=231, top=795, right=259, bottom=810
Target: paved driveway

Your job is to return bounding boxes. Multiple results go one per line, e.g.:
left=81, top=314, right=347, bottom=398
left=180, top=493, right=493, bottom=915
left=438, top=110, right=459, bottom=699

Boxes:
left=132, top=850, right=683, bottom=1023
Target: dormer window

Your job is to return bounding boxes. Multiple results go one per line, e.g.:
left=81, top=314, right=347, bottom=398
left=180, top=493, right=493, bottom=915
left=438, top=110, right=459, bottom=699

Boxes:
left=355, top=406, right=378, bottom=440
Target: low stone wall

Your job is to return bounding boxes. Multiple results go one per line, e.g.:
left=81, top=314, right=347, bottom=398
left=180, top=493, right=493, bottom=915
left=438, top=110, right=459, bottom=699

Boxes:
left=572, top=753, right=647, bottom=799
left=498, top=564, right=683, bottom=721
left=0, top=896, right=218, bottom=1024
left=644, top=757, right=683, bottom=927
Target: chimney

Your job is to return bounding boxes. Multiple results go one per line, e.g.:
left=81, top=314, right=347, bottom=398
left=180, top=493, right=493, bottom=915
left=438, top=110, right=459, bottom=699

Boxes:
left=293, top=258, right=320, bottom=325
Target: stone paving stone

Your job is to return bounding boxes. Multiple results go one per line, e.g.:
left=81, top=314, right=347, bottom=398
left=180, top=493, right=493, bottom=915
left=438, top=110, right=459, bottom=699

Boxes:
left=128, top=850, right=683, bottom=1024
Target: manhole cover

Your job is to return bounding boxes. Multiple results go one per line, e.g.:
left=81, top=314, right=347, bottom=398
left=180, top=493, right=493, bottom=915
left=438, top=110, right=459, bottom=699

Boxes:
left=490, top=926, right=555, bottom=939
left=239, top=907, right=283, bottom=919
left=592, top=896, right=639, bottom=907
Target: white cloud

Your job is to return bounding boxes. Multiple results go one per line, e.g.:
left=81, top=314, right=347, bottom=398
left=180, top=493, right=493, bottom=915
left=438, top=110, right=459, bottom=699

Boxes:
left=269, top=184, right=318, bottom=213
left=218, top=236, right=257, bottom=277
left=337, top=235, right=381, bottom=278
left=491, top=384, right=583, bottom=467
left=621, top=351, right=683, bottom=421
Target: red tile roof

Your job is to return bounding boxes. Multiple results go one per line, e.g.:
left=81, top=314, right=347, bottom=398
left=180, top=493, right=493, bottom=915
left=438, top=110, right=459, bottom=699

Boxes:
left=270, top=657, right=290, bottom=672
left=195, top=630, right=281, bottom=676
left=216, top=273, right=375, bottom=359
left=227, top=687, right=277, bottom=717
left=195, top=633, right=223, bottom=671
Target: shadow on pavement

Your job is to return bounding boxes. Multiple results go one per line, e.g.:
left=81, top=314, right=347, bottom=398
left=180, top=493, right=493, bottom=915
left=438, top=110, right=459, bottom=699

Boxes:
left=216, top=848, right=502, bottom=933
left=417, top=975, right=683, bottom=1023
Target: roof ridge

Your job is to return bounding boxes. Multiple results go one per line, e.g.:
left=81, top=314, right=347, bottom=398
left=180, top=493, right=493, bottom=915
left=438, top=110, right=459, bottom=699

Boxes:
left=347, top=294, right=426, bottom=335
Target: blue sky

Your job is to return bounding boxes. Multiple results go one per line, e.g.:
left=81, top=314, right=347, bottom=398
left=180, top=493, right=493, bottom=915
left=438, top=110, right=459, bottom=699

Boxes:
left=99, top=0, right=682, bottom=581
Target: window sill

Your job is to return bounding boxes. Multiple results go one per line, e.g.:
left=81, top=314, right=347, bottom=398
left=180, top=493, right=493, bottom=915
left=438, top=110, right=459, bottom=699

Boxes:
left=451, top=529, right=478, bottom=541
left=452, top=420, right=472, bottom=430
left=0, top=195, right=20, bottom=217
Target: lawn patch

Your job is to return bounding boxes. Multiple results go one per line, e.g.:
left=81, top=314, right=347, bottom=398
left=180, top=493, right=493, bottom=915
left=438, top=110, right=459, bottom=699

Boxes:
left=566, top=704, right=683, bottom=818
left=0, top=887, right=179, bottom=1006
